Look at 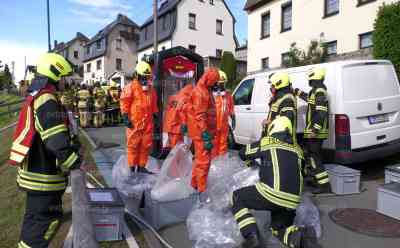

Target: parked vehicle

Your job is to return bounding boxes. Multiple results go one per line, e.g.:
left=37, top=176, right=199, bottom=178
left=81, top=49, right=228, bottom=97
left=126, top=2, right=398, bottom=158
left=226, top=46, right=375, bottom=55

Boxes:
left=231, top=60, right=400, bottom=164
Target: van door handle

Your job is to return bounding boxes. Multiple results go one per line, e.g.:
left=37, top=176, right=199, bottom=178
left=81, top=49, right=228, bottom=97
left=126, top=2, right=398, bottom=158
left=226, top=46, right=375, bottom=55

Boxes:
left=246, top=107, right=252, bottom=110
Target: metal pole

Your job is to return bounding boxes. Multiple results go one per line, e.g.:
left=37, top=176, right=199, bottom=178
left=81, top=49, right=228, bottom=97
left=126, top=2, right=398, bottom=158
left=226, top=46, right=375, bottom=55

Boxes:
left=47, top=0, right=51, bottom=51
left=153, top=0, right=158, bottom=55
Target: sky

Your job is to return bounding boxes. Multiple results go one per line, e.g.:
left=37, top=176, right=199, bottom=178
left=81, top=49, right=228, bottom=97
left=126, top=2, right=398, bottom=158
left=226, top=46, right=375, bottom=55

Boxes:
left=0, top=0, right=248, bottom=82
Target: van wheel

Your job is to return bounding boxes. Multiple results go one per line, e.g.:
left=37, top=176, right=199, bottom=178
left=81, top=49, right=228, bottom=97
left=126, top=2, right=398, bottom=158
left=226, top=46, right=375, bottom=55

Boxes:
left=228, top=128, right=239, bottom=150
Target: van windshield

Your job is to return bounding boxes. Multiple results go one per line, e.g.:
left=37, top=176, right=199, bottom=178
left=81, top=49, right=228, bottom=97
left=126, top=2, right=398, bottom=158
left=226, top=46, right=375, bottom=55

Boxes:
left=343, top=63, right=400, bottom=101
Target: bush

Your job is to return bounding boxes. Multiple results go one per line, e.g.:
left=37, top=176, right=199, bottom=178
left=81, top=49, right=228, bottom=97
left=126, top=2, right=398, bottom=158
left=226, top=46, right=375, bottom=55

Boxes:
left=220, top=51, right=237, bottom=89
left=373, top=2, right=400, bottom=75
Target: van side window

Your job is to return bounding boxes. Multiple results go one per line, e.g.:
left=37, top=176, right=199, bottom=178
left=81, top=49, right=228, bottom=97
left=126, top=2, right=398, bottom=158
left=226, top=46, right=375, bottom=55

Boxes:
left=234, top=79, right=255, bottom=105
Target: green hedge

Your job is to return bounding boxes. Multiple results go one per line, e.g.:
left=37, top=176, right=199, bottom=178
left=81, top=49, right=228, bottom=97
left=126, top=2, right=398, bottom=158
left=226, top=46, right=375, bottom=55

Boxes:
left=220, top=51, right=237, bottom=89
left=373, top=2, right=400, bottom=75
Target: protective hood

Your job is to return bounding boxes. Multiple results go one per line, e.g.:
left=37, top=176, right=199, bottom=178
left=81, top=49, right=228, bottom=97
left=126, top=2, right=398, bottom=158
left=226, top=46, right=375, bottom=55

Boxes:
left=198, top=68, right=220, bottom=88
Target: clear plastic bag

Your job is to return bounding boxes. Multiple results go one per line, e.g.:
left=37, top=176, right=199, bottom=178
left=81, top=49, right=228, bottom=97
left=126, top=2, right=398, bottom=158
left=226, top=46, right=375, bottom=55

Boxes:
left=294, top=195, right=322, bottom=238
left=112, top=154, right=157, bottom=199
left=151, top=143, right=195, bottom=202
left=187, top=202, right=243, bottom=248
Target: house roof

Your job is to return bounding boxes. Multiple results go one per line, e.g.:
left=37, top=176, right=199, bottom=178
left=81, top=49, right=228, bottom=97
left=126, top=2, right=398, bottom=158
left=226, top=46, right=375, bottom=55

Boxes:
left=53, top=32, right=89, bottom=52
left=141, top=0, right=180, bottom=27
left=244, top=0, right=274, bottom=11
left=86, top=14, right=139, bottom=46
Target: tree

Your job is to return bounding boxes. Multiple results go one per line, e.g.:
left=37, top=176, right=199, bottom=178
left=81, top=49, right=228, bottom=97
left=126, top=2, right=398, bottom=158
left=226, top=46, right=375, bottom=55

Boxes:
left=0, top=63, right=12, bottom=90
left=282, top=41, right=327, bottom=68
left=373, top=2, right=400, bottom=75
left=220, top=51, right=237, bottom=89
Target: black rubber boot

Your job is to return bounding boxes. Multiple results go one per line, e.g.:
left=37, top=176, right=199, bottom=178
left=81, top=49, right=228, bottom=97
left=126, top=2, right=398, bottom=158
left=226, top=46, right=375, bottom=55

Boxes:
left=137, top=167, right=154, bottom=174
left=242, top=232, right=263, bottom=248
left=312, top=183, right=332, bottom=195
left=300, top=226, right=322, bottom=248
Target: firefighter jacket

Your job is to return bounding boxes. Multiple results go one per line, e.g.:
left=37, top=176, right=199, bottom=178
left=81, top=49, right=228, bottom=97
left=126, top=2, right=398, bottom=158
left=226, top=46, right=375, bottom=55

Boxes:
left=176, top=84, right=194, bottom=128
left=267, top=87, right=297, bottom=142
left=109, top=86, right=120, bottom=108
left=93, top=87, right=106, bottom=109
left=10, top=78, right=80, bottom=193
left=239, top=136, right=304, bottom=210
left=60, top=88, right=75, bottom=110
left=297, top=84, right=329, bottom=139
left=77, top=89, right=91, bottom=109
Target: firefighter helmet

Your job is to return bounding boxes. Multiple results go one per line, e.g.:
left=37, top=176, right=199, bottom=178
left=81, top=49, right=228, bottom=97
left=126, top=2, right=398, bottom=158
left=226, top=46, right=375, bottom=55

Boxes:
left=136, top=61, right=152, bottom=76
left=308, top=68, right=326, bottom=81
left=267, top=116, right=293, bottom=139
left=218, top=70, right=228, bottom=84
left=268, top=72, right=290, bottom=90
left=36, top=53, right=73, bottom=82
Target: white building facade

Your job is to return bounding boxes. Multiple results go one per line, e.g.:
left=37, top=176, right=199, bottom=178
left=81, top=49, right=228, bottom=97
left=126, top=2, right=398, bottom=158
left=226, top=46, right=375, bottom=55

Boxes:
left=138, top=0, right=238, bottom=60
left=244, top=0, right=398, bottom=72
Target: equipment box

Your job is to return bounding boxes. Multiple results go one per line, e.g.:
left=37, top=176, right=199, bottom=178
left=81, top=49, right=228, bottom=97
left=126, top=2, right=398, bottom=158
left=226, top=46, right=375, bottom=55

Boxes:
left=143, top=190, right=199, bottom=230
left=87, top=188, right=125, bottom=242
left=324, top=164, right=361, bottom=195
left=377, top=183, right=400, bottom=221
left=385, top=165, right=400, bottom=184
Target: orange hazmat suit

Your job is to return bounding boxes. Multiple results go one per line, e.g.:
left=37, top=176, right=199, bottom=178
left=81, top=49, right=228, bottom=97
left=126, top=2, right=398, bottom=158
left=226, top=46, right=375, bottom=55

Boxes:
left=187, top=68, right=220, bottom=192
left=163, top=95, right=182, bottom=149
left=120, top=79, right=158, bottom=168
left=212, top=91, right=234, bottom=158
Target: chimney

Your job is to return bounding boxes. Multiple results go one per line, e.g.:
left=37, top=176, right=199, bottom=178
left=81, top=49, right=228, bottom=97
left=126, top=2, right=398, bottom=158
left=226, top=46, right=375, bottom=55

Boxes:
left=54, top=40, right=58, bottom=49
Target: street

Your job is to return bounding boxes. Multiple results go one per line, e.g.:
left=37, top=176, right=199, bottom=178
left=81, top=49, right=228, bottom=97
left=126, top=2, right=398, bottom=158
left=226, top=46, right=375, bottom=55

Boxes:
left=86, top=125, right=400, bottom=248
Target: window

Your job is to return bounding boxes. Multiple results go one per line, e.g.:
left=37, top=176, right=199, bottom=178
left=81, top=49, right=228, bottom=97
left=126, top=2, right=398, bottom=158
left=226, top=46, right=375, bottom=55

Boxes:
left=216, top=19, right=223, bottom=35
left=189, top=13, right=196, bottom=30
left=96, top=60, right=101, bottom=70
left=116, top=39, right=122, bottom=50
left=216, top=49, right=223, bottom=58
left=261, top=57, right=269, bottom=69
left=145, top=27, right=148, bottom=40
left=324, top=0, right=339, bottom=17
left=86, top=63, right=91, bottom=73
left=86, top=46, right=90, bottom=55
left=74, top=51, right=79, bottom=59
left=210, top=0, right=214, bottom=5
left=359, top=32, right=373, bottom=49
left=281, top=2, right=292, bottom=32
left=281, top=52, right=290, bottom=66
left=357, top=0, right=376, bottom=7
left=326, top=41, right=337, bottom=55
left=162, top=16, right=167, bottom=31
left=116, top=58, right=122, bottom=70
left=96, top=40, right=101, bottom=50
left=233, top=79, right=255, bottom=105
left=189, top=45, right=196, bottom=53
left=261, top=12, right=271, bottom=39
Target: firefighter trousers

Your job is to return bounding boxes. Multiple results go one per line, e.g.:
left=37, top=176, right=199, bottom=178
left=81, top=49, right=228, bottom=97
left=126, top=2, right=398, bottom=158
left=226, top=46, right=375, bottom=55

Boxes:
left=231, top=186, right=297, bottom=243
left=79, top=109, right=89, bottom=128
left=191, top=139, right=211, bottom=193
left=18, top=191, right=63, bottom=248
left=93, top=109, right=105, bottom=128
left=304, top=138, right=330, bottom=186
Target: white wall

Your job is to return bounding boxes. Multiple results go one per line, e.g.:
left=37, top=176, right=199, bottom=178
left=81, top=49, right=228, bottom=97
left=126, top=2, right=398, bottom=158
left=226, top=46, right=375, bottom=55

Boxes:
left=83, top=57, right=105, bottom=85
left=137, top=40, right=173, bottom=61
left=247, top=0, right=397, bottom=72
left=67, top=39, right=87, bottom=66
left=173, top=0, right=236, bottom=57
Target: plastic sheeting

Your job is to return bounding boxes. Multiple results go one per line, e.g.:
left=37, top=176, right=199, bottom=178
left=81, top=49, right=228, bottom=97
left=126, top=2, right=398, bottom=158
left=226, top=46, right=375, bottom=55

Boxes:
left=112, top=155, right=158, bottom=199
left=294, top=195, right=322, bottom=238
left=151, top=143, right=195, bottom=202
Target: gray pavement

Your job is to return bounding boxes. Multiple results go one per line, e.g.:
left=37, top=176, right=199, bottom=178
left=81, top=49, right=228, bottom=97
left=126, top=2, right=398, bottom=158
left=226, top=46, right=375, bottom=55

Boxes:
left=85, top=126, right=400, bottom=248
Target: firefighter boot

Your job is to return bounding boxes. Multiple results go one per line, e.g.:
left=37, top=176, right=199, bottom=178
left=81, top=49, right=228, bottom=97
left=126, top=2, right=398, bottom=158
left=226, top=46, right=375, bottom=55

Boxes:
left=243, top=232, right=263, bottom=248
left=301, top=226, right=322, bottom=248
left=137, top=166, right=154, bottom=175
left=312, top=183, right=332, bottom=195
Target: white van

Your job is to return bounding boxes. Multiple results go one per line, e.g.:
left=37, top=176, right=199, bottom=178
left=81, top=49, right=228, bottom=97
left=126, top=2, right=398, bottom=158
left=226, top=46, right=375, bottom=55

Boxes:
left=231, top=60, right=400, bottom=164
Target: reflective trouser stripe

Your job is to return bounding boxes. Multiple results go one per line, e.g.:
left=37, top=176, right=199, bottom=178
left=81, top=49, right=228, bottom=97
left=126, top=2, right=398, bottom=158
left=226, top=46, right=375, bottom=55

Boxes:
left=44, top=220, right=60, bottom=240
left=17, top=177, right=67, bottom=192
left=238, top=217, right=257, bottom=230
left=318, top=178, right=330, bottom=185
left=256, top=183, right=300, bottom=209
left=18, top=241, right=31, bottom=248
left=18, top=168, right=66, bottom=182
left=234, top=208, right=250, bottom=220
left=61, top=152, right=78, bottom=169
left=284, top=225, right=298, bottom=245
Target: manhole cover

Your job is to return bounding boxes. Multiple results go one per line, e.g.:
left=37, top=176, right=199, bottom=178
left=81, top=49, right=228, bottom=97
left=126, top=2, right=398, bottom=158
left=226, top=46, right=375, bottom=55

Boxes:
left=329, top=208, right=400, bottom=238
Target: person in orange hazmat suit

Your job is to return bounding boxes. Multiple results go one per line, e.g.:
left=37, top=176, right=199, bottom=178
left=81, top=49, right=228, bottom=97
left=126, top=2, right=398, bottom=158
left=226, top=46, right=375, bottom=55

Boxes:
left=211, top=70, right=235, bottom=158
left=176, top=83, right=195, bottom=145
left=120, top=61, right=158, bottom=174
left=162, top=94, right=182, bottom=149
left=187, top=68, right=220, bottom=192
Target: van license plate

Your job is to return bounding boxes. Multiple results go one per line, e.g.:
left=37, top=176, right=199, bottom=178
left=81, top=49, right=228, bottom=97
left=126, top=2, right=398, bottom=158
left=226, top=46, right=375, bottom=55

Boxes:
left=368, top=114, right=389, bottom=125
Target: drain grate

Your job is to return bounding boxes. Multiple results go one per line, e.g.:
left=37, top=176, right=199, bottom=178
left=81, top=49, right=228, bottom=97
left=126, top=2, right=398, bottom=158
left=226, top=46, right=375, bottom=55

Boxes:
left=329, top=208, right=400, bottom=238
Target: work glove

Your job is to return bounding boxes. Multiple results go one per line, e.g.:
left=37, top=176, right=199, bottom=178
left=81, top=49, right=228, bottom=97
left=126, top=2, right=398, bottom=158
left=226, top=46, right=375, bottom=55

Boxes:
left=201, top=131, right=212, bottom=142
left=122, top=114, right=133, bottom=128
left=203, top=141, right=213, bottom=151
left=231, top=115, right=236, bottom=130
left=181, top=124, right=188, bottom=135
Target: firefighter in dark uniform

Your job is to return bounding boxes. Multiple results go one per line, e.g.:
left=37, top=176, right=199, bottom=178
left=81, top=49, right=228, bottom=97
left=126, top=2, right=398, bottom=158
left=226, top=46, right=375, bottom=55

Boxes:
left=93, top=82, right=107, bottom=128
left=295, top=68, right=331, bottom=194
left=60, top=82, right=75, bottom=111
left=232, top=116, right=321, bottom=248
left=9, top=53, right=82, bottom=248
left=77, top=84, right=91, bottom=127
left=108, top=80, right=121, bottom=125
left=262, top=72, right=297, bottom=144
